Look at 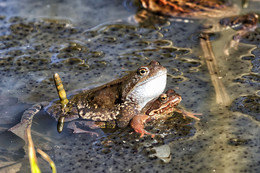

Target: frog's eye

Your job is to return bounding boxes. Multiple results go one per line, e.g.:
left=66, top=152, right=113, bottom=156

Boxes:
left=138, top=67, right=149, bottom=76
left=159, top=94, right=168, bottom=102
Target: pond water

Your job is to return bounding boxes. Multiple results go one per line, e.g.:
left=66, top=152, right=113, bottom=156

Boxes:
left=0, top=0, right=260, bottom=172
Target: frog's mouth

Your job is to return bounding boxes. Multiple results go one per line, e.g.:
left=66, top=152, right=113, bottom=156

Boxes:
left=167, top=96, right=181, bottom=107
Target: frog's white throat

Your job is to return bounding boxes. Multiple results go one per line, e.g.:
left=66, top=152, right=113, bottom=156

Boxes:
left=128, top=72, right=167, bottom=110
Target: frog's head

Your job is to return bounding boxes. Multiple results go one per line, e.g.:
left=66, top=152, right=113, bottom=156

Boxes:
left=123, top=61, right=167, bottom=110
left=145, top=89, right=182, bottom=116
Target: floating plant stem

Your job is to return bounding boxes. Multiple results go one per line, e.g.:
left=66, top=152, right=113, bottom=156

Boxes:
left=200, top=33, right=231, bottom=106
left=37, top=149, right=57, bottom=173
left=27, top=127, right=41, bottom=173
left=53, top=73, right=69, bottom=110
left=53, top=73, right=70, bottom=132
left=57, top=116, right=65, bottom=133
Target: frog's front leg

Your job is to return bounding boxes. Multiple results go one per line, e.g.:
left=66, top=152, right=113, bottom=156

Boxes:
left=130, top=114, right=155, bottom=138
left=9, top=101, right=50, bottom=141
left=117, top=103, right=155, bottom=137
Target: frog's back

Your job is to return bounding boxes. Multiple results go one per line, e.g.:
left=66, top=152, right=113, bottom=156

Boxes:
left=66, top=82, right=123, bottom=122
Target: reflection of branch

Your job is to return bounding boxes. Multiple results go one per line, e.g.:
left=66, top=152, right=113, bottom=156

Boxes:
left=27, top=126, right=57, bottom=173
left=37, top=149, right=57, bottom=173
left=200, top=33, right=231, bottom=106
left=27, top=127, right=41, bottom=173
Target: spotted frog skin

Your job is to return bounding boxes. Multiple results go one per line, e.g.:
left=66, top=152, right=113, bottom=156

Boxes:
left=131, top=89, right=201, bottom=137
left=10, top=61, right=167, bottom=139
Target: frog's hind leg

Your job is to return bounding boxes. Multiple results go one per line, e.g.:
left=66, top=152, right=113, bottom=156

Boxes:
left=66, top=120, right=116, bottom=136
left=9, top=102, right=49, bottom=142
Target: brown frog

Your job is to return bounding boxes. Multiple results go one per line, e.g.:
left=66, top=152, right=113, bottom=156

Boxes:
left=10, top=61, right=167, bottom=139
left=131, top=89, right=201, bottom=137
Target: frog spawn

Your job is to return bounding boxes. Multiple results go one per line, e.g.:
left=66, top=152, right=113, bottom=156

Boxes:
left=0, top=16, right=205, bottom=171
left=0, top=6, right=260, bottom=173
left=44, top=114, right=195, bottom=172
left=0, top=16, right=200, bottom=103
left=45, top=23, right=260, bottom=173
left=230, top=45, right=260, bottom=123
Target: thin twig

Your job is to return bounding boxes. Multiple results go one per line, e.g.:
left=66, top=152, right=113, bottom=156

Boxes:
left=200, top=33, right=231, bottom=106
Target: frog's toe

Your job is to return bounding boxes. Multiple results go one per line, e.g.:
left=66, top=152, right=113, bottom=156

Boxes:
left=73, top=129, right=99, bottom=136
left=133, top=127, right=155, bottom=138
left=70, top=128, right=99, bottom=136
left=182, top=110, right=202, bottom=121
left=139, top=130, right=155, bottom=138
left=67, top=121, right=99, bottom=136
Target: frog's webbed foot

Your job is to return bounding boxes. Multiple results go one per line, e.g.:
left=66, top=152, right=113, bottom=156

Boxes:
left=224, top=30, right=247, bottom=56
left=176, top=108, right=202, bottom=121
left=67, top=121, right=100, bottom=136
left=9, top=102, right=49, bottom=142
left=131, top=114, right=155, bottom=138
left=224, top=40, right=238, bottom=56
left=183, top=111, right=202, bottom=121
